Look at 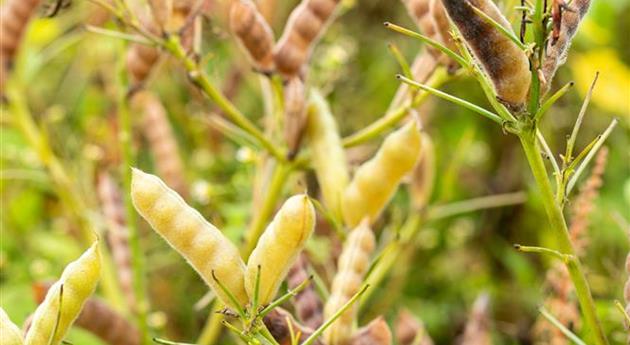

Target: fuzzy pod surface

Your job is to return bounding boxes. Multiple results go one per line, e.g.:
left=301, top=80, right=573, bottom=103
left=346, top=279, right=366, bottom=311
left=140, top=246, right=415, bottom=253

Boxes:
left=245, top=194, right=315, bottom=305
left=342, top=121, right=422, bottom=227
left=324, top=221, right=375, bottom=345
left=24, top=243, right=101, bottom=345
left=33, top=282, right=140, bottom=345
left=441, top=0, right=531, bottom=107
left=1, top=308, right=23, bottom=345
left=130, top=168, right=249, bottom=309
left=305, top=90, right=349, bottom=219
left=273, top=0, right=341, bottom=77
left=229, top=0, right=275, bottom=72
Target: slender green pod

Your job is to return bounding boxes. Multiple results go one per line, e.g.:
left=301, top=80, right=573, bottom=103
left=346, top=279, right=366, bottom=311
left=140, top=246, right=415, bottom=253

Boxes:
left=245, top=194, right=316, bottom=305
left=441, top=0, right=531, bottom=107
left=408, top=134, right=435, bottom=210
left=1, top=307, right=23, bottom=345
left=342, top=121, right=422, bottom=227
left=130, top=168, right=248, bottom=309
left=24, top=243, right=101, bottom=345
left=229, top=0, right=276, bottom=72
left=305, top=90, right=349, bottom=219
left=324, top=221, right=375, bottom=345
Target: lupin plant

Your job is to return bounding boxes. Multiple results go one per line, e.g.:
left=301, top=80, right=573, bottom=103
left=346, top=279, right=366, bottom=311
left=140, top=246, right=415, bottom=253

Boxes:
left=1, top=0, right=626, bottom=344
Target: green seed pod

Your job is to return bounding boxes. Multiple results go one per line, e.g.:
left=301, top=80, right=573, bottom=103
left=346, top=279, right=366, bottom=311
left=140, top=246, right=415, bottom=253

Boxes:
left=324, top=221, right=375, bottom=345
left=408, top=134, right=435, bottom=210
left=245, top=194, right=316, bottom=305
left=130, top=168, right=248, bottom=309
left=1, top=307, right=23, bottom=345
left=342, top=121, right=422, bottom=227
left=305, top=90, right=349, bottom=219
left=24, top=243, right=101, bottom=345
left=441, top=0, right=531, bottom=107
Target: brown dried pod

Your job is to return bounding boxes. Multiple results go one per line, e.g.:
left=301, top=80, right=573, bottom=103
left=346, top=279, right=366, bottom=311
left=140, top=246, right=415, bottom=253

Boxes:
left=287, top=254, right=324, bottom=329
left=394, top=309, right=434, bottom=345
left=458, top=293, right=491, bottom=345
left=401, top=0, right=438, bottom=41
left=126, top=43, right=160, bottom=89
left=263, top=307, right=323, bottom=345
left=229, top=0, right=276, bottom=72
left=324, top=221, right=375, bottom=345
left=541, top=0, right=591, bottom=94
left=429, top=0, right=457, bottom=57
left=0, top=0, right=41, bottom=96
left=349, top=316, right=393, bottom=345
left=33, top=282, right=141, bottom=345
left=96, top=171, right=135, bottom=307
left=273, top=0, right=341, bottom=77
left=283, top=76, right=308, bottom=159
left=441, top=0, right=531, bottom=107
left=133, top=91, right=188, bottom=197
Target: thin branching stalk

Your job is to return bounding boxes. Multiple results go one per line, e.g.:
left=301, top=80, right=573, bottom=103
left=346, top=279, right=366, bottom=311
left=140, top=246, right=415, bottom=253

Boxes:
left=117, top=49, right=150, bottom=345
left=426, top=192, right=526, bottom=220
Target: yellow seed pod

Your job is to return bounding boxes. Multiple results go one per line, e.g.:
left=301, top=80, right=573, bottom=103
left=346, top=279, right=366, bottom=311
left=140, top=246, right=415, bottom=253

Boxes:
left=245, top=194, right=316, bottom=305
left=1, top=307, right=23, bottom=345
left=130, top=168, right=248, bottom=309
left=342, top=121, right=422, bottom=227
left=324, top=221, right=375, bottom=345
left=24, top=243, right=101, bottom=345
left=229, top=0, right=276, bottom=72
left=305, top=90, right=349, bottom=219
left=408, top=134, right=435, bottom=210
left=441, top=0, right=531, bottom=107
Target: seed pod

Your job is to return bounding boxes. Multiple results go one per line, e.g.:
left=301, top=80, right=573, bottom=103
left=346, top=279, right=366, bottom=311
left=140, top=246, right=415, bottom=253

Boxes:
left=126, top=43, right=160, bottom=89
left=287, top=254, right=324, bottom=329
left=441, top=0, right=531, bottom=107
left=96, top=171, right=135, bottom=306
left=134, top=91, right=188, bottom=197
left=284, top=77, right=308, bottom=159
left=395, top=309, right=434, bottom=345
left=459, top=293, right=491, bottom=345
left=130, top=168, right=248, bottom=309
left=33, top=282, right=140, bottom=345
left=305, top=90, right=349, bottom=220
left=342, top=121, right=422, bottom=227
left=24, top=243, right=101, bottom=345
left=324, top=221, right=375, bottom=345
left=245, top=194, right=316, bottom=305
left=349, top=316, right=392, bottom=345
left=1, top=307, right=23, bottom=345
left=408, top=134, right=435, bottom=210
left=229, top=0, right=276, bottom=72
left=401, top=0, right=439, bottom=54
left=0, top=0, right=41, bottom=96
left=273, top=0, right=341, bottom=77
left=263, top=307, right=322, bottom=345
left=541, top=0, right=590, bottom=94
left=429, top=0, right=457, bottom=54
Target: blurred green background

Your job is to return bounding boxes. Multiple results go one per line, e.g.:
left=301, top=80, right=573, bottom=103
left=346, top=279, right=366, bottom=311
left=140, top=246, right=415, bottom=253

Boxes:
left=1, top=0, right=628, bottom=343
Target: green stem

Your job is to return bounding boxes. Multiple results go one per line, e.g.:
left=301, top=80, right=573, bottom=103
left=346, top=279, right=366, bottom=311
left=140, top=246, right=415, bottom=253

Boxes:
left=162, top=36, right=284, bottom=161
left=519, top=132, right=608, bottom=345
left=117, top=61, right=150, bottom=343
left=196, top=303, right=224, bottom=345
left=242, top=162, right=290, bottom=258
